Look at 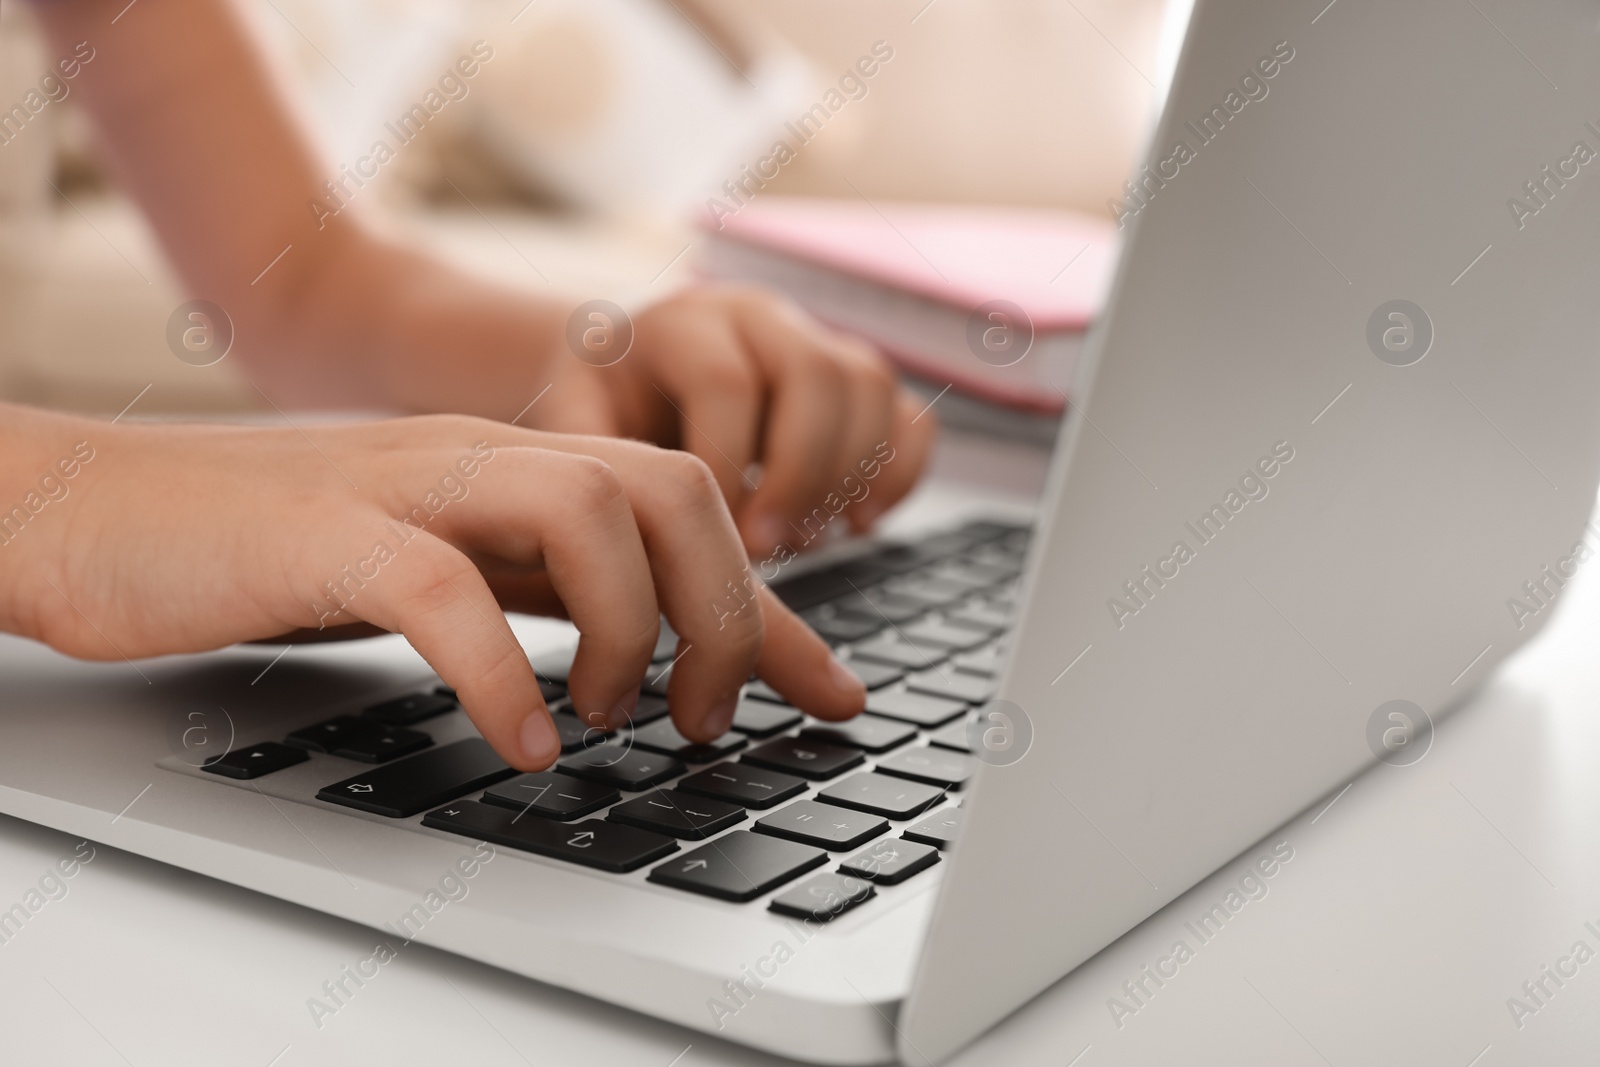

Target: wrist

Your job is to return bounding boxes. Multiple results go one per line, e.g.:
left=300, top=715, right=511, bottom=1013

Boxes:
left=259, top=229, right=574, bottom=419
left=0, top=406, right=111, bottom=635
left=365, top=243, right=574, bottom=418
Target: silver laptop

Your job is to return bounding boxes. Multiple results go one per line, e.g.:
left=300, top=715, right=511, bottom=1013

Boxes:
left=5, top=0, right=1600, bottom=1061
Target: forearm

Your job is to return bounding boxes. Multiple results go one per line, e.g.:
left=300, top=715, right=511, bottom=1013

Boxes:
left=30, top=0, right=571, bottom=411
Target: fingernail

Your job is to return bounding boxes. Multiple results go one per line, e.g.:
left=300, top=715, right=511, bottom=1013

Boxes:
left=519, top=714, right=559, bottom=767
left=829, top=656, right=865, bottom=695
left=704, top=696, right=738, bottom=737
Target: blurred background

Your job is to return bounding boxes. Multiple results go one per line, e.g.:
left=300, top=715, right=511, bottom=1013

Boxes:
left=0, top=0, right=1173, bottom=417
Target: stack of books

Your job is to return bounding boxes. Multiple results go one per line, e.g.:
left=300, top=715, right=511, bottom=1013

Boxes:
left=697, top=196, right=1118, bottom=440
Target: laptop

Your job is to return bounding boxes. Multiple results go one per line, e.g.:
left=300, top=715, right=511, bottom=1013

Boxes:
left=5, top=0, right=1600, bottom=1061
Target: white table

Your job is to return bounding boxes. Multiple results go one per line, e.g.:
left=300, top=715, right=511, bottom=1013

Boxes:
left=2, top=431, right=1597, bottom=1066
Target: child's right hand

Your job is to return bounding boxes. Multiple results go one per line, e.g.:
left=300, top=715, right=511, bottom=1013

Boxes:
left=0, top=408, right=867, bottom=771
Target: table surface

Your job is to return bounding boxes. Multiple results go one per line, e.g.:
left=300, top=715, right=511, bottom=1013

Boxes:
left=1, top=431, right=1597, bottom=1067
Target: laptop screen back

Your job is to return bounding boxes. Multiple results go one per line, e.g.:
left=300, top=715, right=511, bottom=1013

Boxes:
left=903, top=0, right=1600, bottom=1059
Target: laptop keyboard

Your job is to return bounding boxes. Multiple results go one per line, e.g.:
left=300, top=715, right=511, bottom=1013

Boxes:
left=199, top=519, right=1029, bottom=922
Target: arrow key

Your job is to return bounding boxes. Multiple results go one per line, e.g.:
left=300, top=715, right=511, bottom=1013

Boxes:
left=769, top=871, right=876, bottom=923
left=839, top=837, right=940, bottom=885
left=648, top=831, right=826, bottom=901
left=423, top=802, right=677, bottom=873
left=903, top=806, right=964, bottom=850
left=202, top=741, right=308, bottom=780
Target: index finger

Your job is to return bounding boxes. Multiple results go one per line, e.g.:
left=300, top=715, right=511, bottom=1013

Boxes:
left=749, top=585, right=866, bottom=722
left=529, top=438, right=862, bottom=741
left=337, top=530, right=562, bottom=771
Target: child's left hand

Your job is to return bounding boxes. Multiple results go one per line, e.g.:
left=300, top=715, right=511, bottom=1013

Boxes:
left=537, top=286, right=937, bottom=559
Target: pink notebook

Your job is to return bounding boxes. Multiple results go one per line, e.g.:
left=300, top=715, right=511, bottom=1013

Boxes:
left=698, top=197, right=1119, bottom=413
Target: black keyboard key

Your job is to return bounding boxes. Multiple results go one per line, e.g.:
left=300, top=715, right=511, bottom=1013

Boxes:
left=849, top=638, right=948, bottom=671
left=830, top=588, right=928, bottom=625
left=866, top=533, right=973, bottom=574
left=647, top=831, right=826, bottom=901
left=201, top=741, right=308, bottom=780
left=988, top=587, right=1020, bottom=610
left=678, top=763, right=807, bottom=809
left=927, top=715, right=976, bottom=752
left=896, top=619, right=991, bottom=651
left=862, top=543, right=937, bottom=576
left=831, top=557, right=894, bottom=587
left=941, top=558, right=1018, bottom=584
left=951, top=643, right=1006, bottom=677
left=625, top=693, right=672, bottom=727
left=558, top=744, right=685, bottom=791
left=799, top=715, right=918, bottom=754
left=754, top=799, right=887, bottom=850
left=560, top=694, right=667, bottom=732
left=287, top=715, right=382, bottom=753
left=423, top=802, right=676, bottom=873
left=903, top=807, right=964, bottom=850
left=875, top=746, right=976, bottom=790
left=770, top=569, right=857, bottom=612
left=866, top=689, right=968, bottom=728
left=768, top=872, right=876, bottom=922
left=608, top=789, right=746, bottom=839
left=840, top=659, right=905, bottom=690
left=963, top=541, right=1024, bottom=567
left=818, top=772, right=944, bottom=820
left=628, top=718, right=747, bottom=762
left=839, top=838, right=941, bottom=884
left=742, top=737, right=864, bottom=780
left=641, top=663, right=673, bottom=697
left=482, top=772, right=618, bottom=820
left=552, top=713, right=614, bottom=754
left=317, top=739, right=514, bottom=818
left=962, top=520, right=1028, bottom=542
left=742, top=680, right=787, bottom=705
left=730, top=697, right=803, bottom=737
left=362, top=692, right=458, bottom=726
left=904, top=669, right=996, bottom=706
left=919, top=567, right=995, bottom=596
left=802, top=611, right=886, bottom=646
left=945, top=603, right=1012, bottom=633
left=886, top=576, right=973, bottom=608
left=333, top=728, right=433, bottom=764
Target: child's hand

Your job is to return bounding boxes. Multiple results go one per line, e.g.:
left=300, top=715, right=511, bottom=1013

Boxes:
left=26, top=0, right=936, bottom=557
left=0, top=409, right=866, bottom=772
left=539, top=286, right=937, bottom=559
